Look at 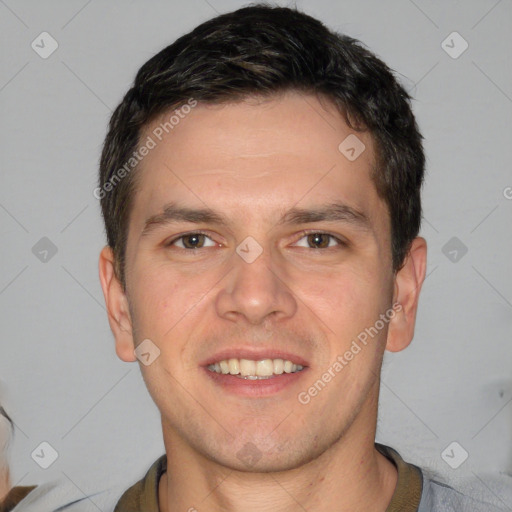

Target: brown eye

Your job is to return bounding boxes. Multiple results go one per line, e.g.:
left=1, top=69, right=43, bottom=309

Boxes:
left=307, top=233, right=332, bottom=248
left=181, top=234, right=205, bottom=248
left=292, top=232, right=345, bottom=250
left=169, top=233, right=216, bottom=249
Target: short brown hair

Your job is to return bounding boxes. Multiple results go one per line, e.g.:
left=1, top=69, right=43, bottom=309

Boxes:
left=98, top=4, right=425, bottom=290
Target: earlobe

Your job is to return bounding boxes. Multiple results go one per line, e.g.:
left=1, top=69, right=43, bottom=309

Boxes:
left=98, top=246, right=137, bottom=362
left=386, top=237, right=427, bottom=353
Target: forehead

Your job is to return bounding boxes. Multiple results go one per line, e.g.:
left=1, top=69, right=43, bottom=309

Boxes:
left=129, top=91, right=388, bottom=239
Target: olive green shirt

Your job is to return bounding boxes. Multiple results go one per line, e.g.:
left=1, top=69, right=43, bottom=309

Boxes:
left=3, top=443, right=505, bottom=511
left=113, top=443, right=423, bottom=511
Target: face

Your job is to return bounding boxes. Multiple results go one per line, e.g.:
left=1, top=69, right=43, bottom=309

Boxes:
left=101, top=91, right=419, bottom=472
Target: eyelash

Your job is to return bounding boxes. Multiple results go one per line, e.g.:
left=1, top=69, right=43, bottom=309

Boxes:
left=165, top=230, right=347, bottom=250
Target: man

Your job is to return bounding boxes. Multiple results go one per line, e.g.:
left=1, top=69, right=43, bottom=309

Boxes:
left=96, top=4, right=506, bottom=512
left=3, top=4, right=507, bottom=512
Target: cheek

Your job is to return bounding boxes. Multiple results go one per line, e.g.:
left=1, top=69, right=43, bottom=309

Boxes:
left=301, top=264, right=391, bottom=348
left=129, top=265, right=217, bottom=361
left=301, top=264, right=380, bottom=314
left=129, top=267, right=184, bottom=338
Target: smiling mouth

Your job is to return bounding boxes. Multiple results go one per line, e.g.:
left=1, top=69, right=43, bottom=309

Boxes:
left=207, top=357, right=305, bottom=379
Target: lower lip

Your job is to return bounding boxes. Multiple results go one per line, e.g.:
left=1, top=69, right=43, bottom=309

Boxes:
left=203, top=367, right=308, bottom=397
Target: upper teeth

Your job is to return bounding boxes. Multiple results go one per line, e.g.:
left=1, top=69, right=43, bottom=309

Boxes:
left=208, top=358, right=304, bottom=377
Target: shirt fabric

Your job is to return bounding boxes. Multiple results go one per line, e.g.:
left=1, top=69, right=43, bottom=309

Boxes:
left=3, top=444, right=508, bottom=511
left=113, top=443, right=507, bottom=512
left=1, top=479, right=123, bottom=512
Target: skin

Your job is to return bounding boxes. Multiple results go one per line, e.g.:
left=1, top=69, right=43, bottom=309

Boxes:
left=0, top=411, right=12, bottom=502
left=0, top=467, right=9, bottom=503
left=99, top=90, right=427, bottom=512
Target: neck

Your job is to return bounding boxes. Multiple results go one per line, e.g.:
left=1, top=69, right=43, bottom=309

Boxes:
left=159, top=391, right=397, bottom=512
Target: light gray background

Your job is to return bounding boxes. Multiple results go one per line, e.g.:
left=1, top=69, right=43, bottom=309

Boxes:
left=1, top=0, right=511, bottom=508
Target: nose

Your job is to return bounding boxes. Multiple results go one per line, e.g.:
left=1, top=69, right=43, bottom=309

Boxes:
left=214, top=242, right=297, bottom=325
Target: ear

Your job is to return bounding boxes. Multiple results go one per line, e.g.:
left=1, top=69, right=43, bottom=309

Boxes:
left=386, top=237, right=427, bottom=353
left=98, top=246, right=137, bottom=362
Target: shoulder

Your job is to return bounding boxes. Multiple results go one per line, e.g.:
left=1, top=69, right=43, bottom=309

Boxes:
left=376, top=443, right=510, bottom=512
left=113, top=454, right=167, bottom=512
left=6, top=480, right=125, bottom=512
left=418, top=472, right=509, bottom=512
left=4, top=455, right=167, bottom=512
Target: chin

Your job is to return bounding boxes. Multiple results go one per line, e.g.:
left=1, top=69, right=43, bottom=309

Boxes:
left=202, top=434, right=324, bottom=474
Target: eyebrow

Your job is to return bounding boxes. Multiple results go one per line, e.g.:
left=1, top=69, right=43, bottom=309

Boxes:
left=140, top=201, right=371, bottom=237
